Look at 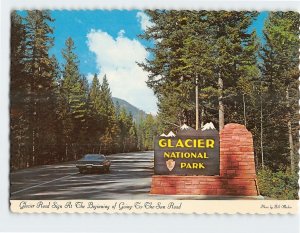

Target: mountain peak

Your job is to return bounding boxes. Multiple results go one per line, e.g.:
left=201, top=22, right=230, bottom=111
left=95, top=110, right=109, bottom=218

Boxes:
left=112, top=97, right=147, bottom=123
left=167, top=131, right=176, bottom=137
left=202, top=122, right=216, bottom=130
left=180, top=124, right=191, bottom=130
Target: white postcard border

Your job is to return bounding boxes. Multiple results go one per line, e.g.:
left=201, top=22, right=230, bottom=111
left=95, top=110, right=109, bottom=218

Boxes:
left=1, top=0, right=300, bottom=232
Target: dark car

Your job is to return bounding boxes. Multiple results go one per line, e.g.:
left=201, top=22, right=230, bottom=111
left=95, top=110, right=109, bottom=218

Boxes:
left=76, top=154, right=111, bottom=173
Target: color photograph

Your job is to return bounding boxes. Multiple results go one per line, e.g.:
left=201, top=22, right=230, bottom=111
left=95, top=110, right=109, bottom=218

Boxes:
left=9, top=9, right=299, bottom=205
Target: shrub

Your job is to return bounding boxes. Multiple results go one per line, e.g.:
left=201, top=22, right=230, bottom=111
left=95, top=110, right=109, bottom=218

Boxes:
left=257, top=168, right=299, bottom=200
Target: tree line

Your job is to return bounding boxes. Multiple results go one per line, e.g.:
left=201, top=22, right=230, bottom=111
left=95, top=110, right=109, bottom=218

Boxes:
left=139, top=11, right=299, bottom=173
left=10, top=10, right=157, bottom=170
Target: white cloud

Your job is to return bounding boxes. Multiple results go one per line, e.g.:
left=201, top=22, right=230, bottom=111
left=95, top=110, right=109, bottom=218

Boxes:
left=86, top=29, right=157, bottom=114
left=136, top=11, right=154, bottom=31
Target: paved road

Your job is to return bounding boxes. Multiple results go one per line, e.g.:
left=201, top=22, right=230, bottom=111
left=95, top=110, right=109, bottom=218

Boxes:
left=10, top=151, right=155, bottom=200
left=10, top=151, right=262, bottom=200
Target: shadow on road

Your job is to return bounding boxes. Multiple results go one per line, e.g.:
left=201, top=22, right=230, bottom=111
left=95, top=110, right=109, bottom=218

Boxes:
left=10, top=151, right=154, bottom=200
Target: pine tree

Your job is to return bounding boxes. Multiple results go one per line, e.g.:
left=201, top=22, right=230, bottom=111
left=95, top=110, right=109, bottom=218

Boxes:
left=128, top=124, right=138, bottom=151
left=139, top=10, right=196, bottom=128
left=49, top=55, right=64, bottom=163
left=206, top=11, right=258, bottom=129
left=88, top=74, right=104, bottom=152
left=23, top=10, right=56, bottom=166
left=60, top=37, right=88, bottom=160
left=260, top=11, right=299, bottom=171
left=139, top=10, right=258, bottom=130
left=143, top=114, right=157, bottom=150
left=10, top=11, right=29, bottom=169
left=98, top=75, right=120, bottom=154
left=39, top=54, right=61, bottom=164
left=116, top=107, right=141, bottom=152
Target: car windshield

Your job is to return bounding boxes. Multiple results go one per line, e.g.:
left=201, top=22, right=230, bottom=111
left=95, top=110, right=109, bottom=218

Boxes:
left=83, top=154, right=105, bottom=161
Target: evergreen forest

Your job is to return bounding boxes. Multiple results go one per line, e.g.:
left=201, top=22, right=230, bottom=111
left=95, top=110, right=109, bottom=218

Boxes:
left=139, top=10, right=299, bottom=199
left=10, top=10, right=157, bottom=171
left=10, top=10, right=299, bottom=198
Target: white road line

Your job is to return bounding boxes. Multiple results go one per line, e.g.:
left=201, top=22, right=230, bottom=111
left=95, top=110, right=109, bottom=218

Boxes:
left=11, top=173, right=78, bottom=195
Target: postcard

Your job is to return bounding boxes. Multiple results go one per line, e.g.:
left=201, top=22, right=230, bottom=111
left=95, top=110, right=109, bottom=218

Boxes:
left=9, top=8, right=299, bottom=214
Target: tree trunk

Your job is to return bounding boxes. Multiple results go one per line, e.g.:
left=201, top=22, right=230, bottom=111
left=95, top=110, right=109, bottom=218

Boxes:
left=255, top=149, right=259, bottom=169
left=218, top=74, right=224, bottom=130
left=260, top=85, right=264, bottom=168
left=65, top=143, right=68, bottom=161
left=286, top=86, right=295, bottom=172
left=32, top=124, right=36, bottom=166
left=73, top=144, right=77, bottom=160
left=195, top=76, right=199, bottom=130
left=287, top=119, right=294, bottom=172
left=242, top=93, right=247, bottom=127
left=201, top=108, right=205, bottom=128
left=18, top=137, right=21, bottom=169
left=200, top=76, right=205, bottom=128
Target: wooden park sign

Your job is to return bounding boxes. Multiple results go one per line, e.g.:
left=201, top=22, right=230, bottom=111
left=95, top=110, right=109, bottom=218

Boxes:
left=151, top=123, right=260, bottom=197
left=154, top=124, right=220, bottom=175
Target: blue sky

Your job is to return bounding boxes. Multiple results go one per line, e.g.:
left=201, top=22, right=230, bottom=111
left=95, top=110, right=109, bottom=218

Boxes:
left=19, top=10, right=269, bottom=114
left=49, top=10, right=268, bottom=76
left=46, top=10, right=158, bottom=113
left=248, top=11, right=268, bottom=42
left=50, top=10, right=152, bottom=75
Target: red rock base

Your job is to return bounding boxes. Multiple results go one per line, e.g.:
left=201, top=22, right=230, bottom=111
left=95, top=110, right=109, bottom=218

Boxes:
left=150, top=175, right=259, bottom=196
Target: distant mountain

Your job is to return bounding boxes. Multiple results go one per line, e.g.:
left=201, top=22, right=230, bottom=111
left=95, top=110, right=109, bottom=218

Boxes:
left=112, top=97, right=147, bottom=123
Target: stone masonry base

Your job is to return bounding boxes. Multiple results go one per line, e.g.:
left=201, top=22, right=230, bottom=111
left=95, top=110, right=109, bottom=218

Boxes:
left=150, top=175, right=259, bottom=196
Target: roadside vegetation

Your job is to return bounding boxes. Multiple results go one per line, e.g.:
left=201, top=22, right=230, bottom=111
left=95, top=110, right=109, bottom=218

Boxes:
left=10, top=11, right=157, bottom=170
left=140, top=11, right=299, bottom=199
left=10, top=10, right=299, bottom=199
left=257, top=168, right=299, bottom=199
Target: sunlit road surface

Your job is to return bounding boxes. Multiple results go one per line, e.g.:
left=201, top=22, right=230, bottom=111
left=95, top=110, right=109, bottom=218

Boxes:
left=10, top=151, right=262, bottom=200
left=10, top=151, right=155, bottom=200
